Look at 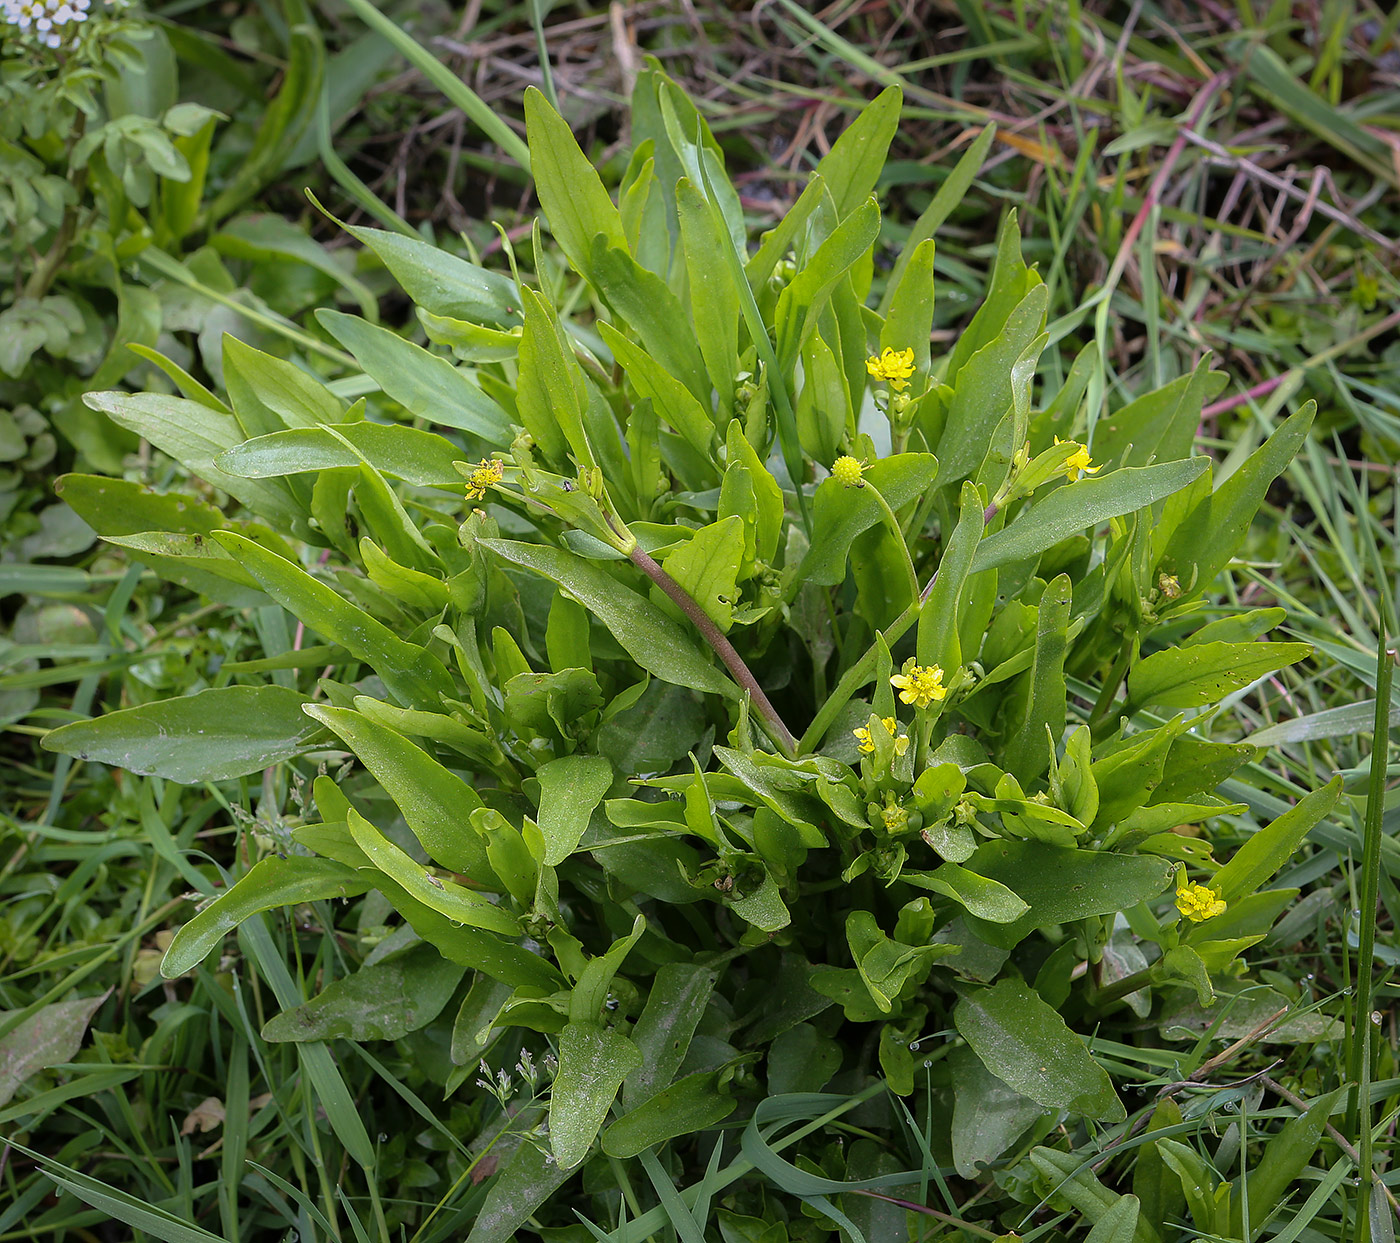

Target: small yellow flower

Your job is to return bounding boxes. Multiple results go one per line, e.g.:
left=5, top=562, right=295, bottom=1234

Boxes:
left=1158, top=572, right=1181, bottom=600
left=465, top=458, right=504, bottom=501
left=880, top=794, right=908, bottom=834
left=865, top=346, right=916, bottom=392
left=853, top=716, right=909, bottom=757
left=882, top=717, right=910, bottom=757
left=1053, top=436, right=1101, bottom=483
left=890, top=661, right=947, bottom=710
left=1176, top=880, right=1227, bottom=923
left=831, top=455, right=867, bottom=488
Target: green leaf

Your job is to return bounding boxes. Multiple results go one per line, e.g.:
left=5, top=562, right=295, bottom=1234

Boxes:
left=882, top=237, right=936, bottom=375
left=43, top=686, right=324, bottom=782
left=1085, top=1195, right=1143, bottom=1243
left=948, top=1045, right=1042, bottom=1180
left=517, top=286, right=592, bottom=468
left=1212, top=776, right=1343, bottom=902
left=337, top=222, right=521, bottom=326
left=261, top=942, right=464, bottom=1042
left=624, top=962, right=718, bottom=1107
left=802, top=454, right=938, bottom=586
left=536, top=754, right=613, bottom=865
left=813, top=85, right=901, bottom=218
left=963, top=840, right=1174, bottom=949
left=1230, top=1087, right=1346, bottom=1237
left=659, top=516, right=745, bottom=633
left=602, top=1068, right=737, bottom=1159
left=549, top=1022, right=642, bottom=1169
left=1160, top=402, right=1316, bottom=593
left=1004, top=574, right=1071, bottom=782
left=776, top=198, right=881, bottom=366
left=318, top=309, right=509, bottom=442
left=212, top=531, right=454, bottom=708
left=677, top=178, right=740, bottom=414
left=599, top=322, right=716, bottom=463
left=903, top=863, right=1029, bottom=923
left=304, top=706, right=490, bottom=878
left=524, top=86, right=629, bottom=280
left=481, top=539, right=734, bottom=698
left=1249, top=698, right=1400, bottom=746
left=917, top=481, right=983, bottom=674
left=878, top=121, right=996, bottom=314
left=955, top=977, right=1124, bottom=1121
left=162, top=857, right=369, bottom=977
left=224, top=335, right=343, bottom=435
left=0, top=994, right=107, bottom=1110
left=346, top=809, right=519, bottom=935
left=84, top=391, right=302, bottom=528
left=972, top=457, right=1210, bottom=573
left=1127, top=640, right=1310, bottom=710
left=464, top=1132, right=572, bottom=1243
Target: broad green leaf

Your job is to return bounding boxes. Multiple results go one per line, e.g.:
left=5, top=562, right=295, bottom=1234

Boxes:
left=599, top=322, right=715, bottom=462
left=43, top=686, right=324, bottom=782
left=624, top=962, right=718, bottom=1107
left=261, top=942, right=463, bottom=1042
left=570, top=914, right=646, bottom=1025
left=948, top=1045, right=1042, bottom=1179
left=481, top=539, right=734, bottom=698
left=0, top=994, right=107, bottom=1110
left=602, top=1069, right=736, bottom=1159
left=1160, top=402, right=1316, bottom=593
left=346, top=809, right=519, bottom=935
left=775, top=198, right=881, bottom=367
left=846, top=910, right=951, bottom=1014
left=1212, top=776, right=1342, bottom=902
left=659, top=515, right=745, bottom=632
left=1086, top=1196, right=1142, bottom=1243
left=536, top=753, right=613, bottom=865
left=590, top=243, right=709, bottom=401
left=524, top=86, right=629, bottom=280
left=802, top=454, right=938, bottom=586
left=1127, top=640, right=1310, bottom=710
left=881, top=237, right=936, bottom=374
left=903, top=863, right=1029, bottom=923
left=1028, top=1148, right=1159, bottom=1243
left=955, top=978, right=1124, bottom=1121
left=972, top=457, right=1210, bottom=573
left=318, top=309, right=509, bottom=441
left=794, top=331, right=849, bottom=464
left=1092, top=357, right=1226, bottom=470
left=224, top=335, right=343, bottom=435
left=304, top=706, right=490, bottom=878
left=1004, top=574, right=1071, bottom=782
left=339, top=222, right=521, bottom=325
left=813, top=84, right=901, bottom=219
left=517, top=286, right=592, bottom=468
left=1230, top=1087, right=1346, bottom=1237
left=549, top=1022, right=642, bottom=1169
left=935, top=285, right=1048, bottom=485
left=55, top=474, right=273, bottom=607
left=212, top=531, right=454, bottom=707
left=465, top=1127, right=572, bottom=1243
left=678, top=177, right=739, bottom=413
left=84, top=391, right=302, bottom=528
left=964, top=840, right=1174, bottom=948
left=878, top=121, right=996, bottom=314
left=162, top=856, right=369, bottom=976
left=917, top=480, right=983, bottom=674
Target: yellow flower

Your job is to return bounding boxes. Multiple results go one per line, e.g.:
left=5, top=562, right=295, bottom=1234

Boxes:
left=852, top=716, right=909, bottom=757
left=880, top=794, right=908, bottom=834
left=1158, top=572, right=1181, bottom=600
left=865, top=346, right=916, bottom=391
left=465, top=458, right=504, bottom=501
left=890, top=661, right=946, bottom=710
left=831, top=455, right=867, bottom=488
left=1176, top=880, right=1226, bottom=923
left=882, top=717, right=910, bottom=757
left=1053, top=436, right=1101, bottom=483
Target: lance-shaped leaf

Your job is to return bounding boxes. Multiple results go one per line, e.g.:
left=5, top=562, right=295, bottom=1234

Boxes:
left=43, top=685, right=326, bottom=782
left=802, top=454, right=938, bottom=586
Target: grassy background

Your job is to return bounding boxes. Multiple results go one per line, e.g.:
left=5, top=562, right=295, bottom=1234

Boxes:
left=2, top=1, right=1398, bottom=1239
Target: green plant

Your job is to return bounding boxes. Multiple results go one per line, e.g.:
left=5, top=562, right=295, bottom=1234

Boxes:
left=41, top=72, right=1350, bottom=1240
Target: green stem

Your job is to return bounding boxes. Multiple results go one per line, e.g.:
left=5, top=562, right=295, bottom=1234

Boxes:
left=629, top=546, right=798, bottom=758
left=863, top=479, right=921, bottom=605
